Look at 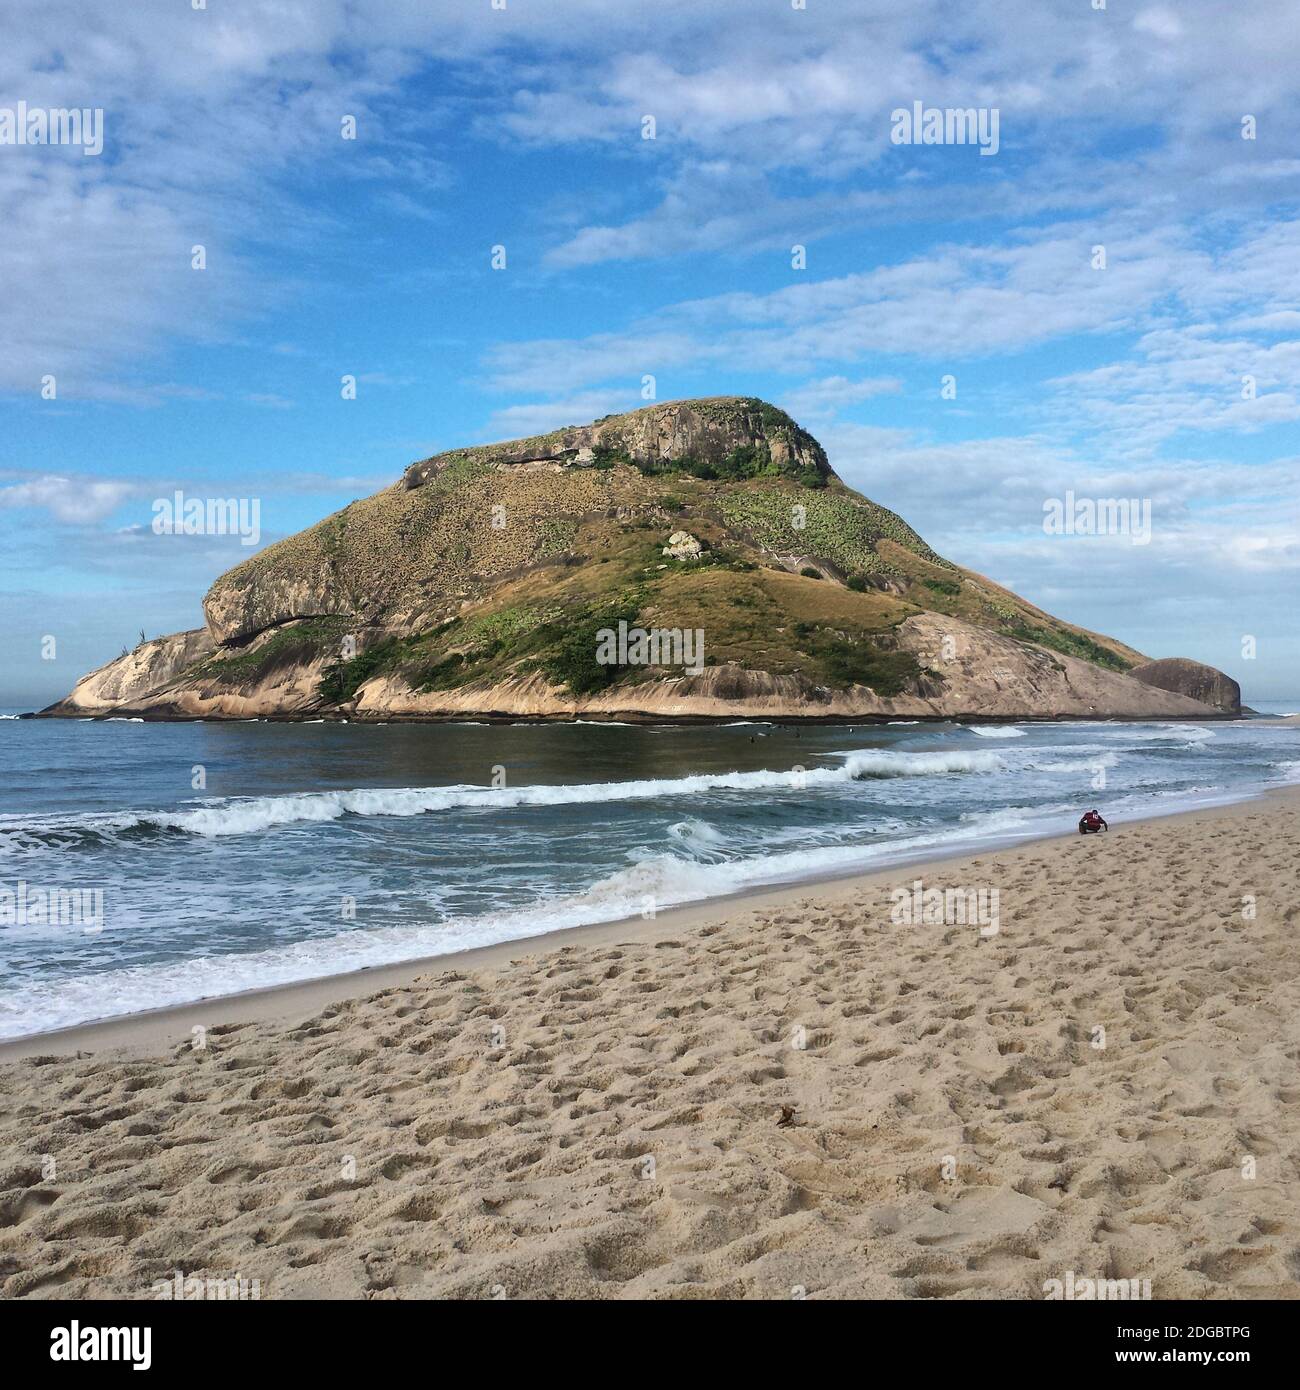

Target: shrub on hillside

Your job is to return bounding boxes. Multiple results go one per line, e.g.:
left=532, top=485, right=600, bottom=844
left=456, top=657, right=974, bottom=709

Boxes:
left=820, top=638, right=920, bottom=696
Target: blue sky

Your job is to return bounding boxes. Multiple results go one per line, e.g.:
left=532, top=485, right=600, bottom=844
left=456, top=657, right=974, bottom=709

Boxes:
left=2, top=0, right=1298, bottom=706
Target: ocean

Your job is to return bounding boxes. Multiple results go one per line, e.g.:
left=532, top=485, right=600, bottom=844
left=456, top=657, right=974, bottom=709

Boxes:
left=1, top=709, right=1297, bottom=1040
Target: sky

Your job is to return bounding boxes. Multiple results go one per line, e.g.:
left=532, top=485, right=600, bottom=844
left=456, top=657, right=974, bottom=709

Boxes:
left=2, top=0, right=1298, bottom=707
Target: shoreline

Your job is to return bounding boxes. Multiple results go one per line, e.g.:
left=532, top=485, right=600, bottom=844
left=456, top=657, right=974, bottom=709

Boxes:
left=2, top=783, right=1287, bottom=1062
left=29, top=708, right=1250, bottom=725
left=3, top=783, right=1298, bottom=1298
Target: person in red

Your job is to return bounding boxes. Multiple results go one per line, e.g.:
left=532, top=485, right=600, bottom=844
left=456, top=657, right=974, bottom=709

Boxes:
left=1078, top=809, right=1108, bottom=834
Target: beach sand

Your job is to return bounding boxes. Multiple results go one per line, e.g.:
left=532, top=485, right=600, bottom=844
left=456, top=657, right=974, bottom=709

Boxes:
left=1, top=791, right=1298, bottom=1300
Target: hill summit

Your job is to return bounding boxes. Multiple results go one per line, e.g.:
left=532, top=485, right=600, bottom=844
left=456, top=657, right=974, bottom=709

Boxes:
left=48, top=397, right=1235, bottom=721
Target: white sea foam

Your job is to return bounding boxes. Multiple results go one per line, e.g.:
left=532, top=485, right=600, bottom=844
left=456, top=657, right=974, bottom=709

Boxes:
left=830, top=749, right=1004, bottom=774
left=4, top=716, right=1289, bottom=1039
left=1028, top=751, right=1119, bottom=774
left=843, top=749, right=1004, bottom=777
left=0, top=802, right=1047, bottom=1039
left=667, top=817, right=731, bottom=848
left=1100, top=723, right=1217, bottom=743
left=966, top=725, right=1027, bottom=739
left=0, top=752, right=1006, bottom=845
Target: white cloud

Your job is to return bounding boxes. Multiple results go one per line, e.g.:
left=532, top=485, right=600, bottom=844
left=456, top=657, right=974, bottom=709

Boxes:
left=5, top=0, right=1300, bottom=398
left=1133, top=7, right=1185, bottom=42
left=780, top=375, right=902, bottom=419
left=481, top=391, right=642, bottom=440
left=482, top=212, right=1300, bottom=462
left=0, top=475, right=138, bottom=524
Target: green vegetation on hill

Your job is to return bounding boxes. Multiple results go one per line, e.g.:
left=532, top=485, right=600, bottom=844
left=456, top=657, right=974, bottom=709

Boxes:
left=193, top=616, right=351, bottom=682
left=309, top=580, right=657, bottom=704
left=1004, top=620, right=1131, bottom=671
left=535, top=596, right=644, bottom=695
left=182, top=399, right=1144, bottom=713
left=820, top=638, right=921, bottom=696
left=923, top=576, right=962, bottom=597
left=717, top=484, right=946, bottom=576
left=790, top=620, right=923, bottom=695
left=318, top=636, right=401, bottom=704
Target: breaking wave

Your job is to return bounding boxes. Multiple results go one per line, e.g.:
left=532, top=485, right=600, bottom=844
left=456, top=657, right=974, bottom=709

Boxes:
left=0, top=803, right=1039, bottom=1038
left=0, top=752, right=1007, bottom=848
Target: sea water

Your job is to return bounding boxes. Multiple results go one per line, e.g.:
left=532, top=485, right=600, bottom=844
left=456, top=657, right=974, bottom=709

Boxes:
left=0, top=712, right=1296, bottom=1039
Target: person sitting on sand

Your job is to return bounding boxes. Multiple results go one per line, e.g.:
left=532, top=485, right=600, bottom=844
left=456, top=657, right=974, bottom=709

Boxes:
left=1078, top=809, right=1108, bottom=834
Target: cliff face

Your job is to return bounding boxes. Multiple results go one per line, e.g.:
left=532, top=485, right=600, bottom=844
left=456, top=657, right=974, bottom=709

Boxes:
left=343, top=614, right=1220, bottom=722
left=1129, top=659, right=1242, bottom=715
left=59, top=628, right=215, bottom=711
left=400, top=396, right=830, bottom=491
left=45, top=397, right=1239, bottom=722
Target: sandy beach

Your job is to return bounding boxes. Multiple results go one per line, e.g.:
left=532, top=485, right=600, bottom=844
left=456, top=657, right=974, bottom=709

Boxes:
left=1, top=789, right=1297, bottom=1300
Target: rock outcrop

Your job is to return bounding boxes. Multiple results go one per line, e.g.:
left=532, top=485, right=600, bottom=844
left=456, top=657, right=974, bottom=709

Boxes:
left=662, top=530, right=705, bottom=560
left=59, top=628, right=215, bottom=712
left=43, top=397, right=1242, bottom=723
left=1128, top=658, right=1242, bottom=714
left=400, top=396, right=828, bottom=491
left=338, top=613, right=1222, bottom=722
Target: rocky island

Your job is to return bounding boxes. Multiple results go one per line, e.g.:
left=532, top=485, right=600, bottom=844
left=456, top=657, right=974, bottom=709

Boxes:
left=45, top=397, right=1239, bottom=722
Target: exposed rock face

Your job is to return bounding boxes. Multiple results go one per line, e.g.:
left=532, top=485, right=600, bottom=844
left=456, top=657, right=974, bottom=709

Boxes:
left=51, top=614, right=1220, bottom=723
left=43, top=397, right=1241, bottom=724
left=203, top=569, right=351, bottom=650
left=334, top=616, right=1224, bottom=721
left=663, top=530, right=705, bottom=560
left=57, top=629, right=214, bottom=712
left=401, top=396, right=828, bottom=491
left=892, top=615, right=1217, bottom=719
left=1128, top=658, right=1241, bottom=714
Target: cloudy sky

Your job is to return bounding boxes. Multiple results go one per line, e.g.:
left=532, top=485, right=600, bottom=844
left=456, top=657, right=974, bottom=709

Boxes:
left=3, top=0, right=1298, bottom=706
